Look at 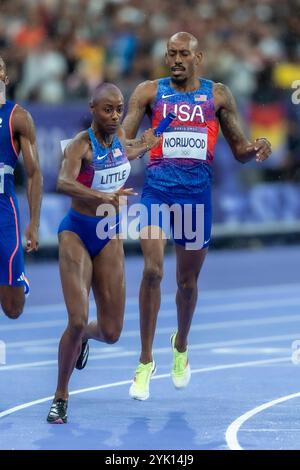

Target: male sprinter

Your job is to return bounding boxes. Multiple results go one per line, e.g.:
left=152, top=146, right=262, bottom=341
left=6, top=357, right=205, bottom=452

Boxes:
left=123, top=32, right=272, bottom=400
left=0, top=56, right=43, bottom=319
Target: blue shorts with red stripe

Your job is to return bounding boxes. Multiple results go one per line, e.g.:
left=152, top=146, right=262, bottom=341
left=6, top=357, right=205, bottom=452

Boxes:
left=139, top=183, right=212, bottom=250
left=0, top=194, right=26, bottom=287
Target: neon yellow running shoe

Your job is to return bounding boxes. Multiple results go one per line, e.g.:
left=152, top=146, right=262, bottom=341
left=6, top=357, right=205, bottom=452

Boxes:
left=171, top=333, right=191, bottom=389
left=129, top=361, right=156, bottom=400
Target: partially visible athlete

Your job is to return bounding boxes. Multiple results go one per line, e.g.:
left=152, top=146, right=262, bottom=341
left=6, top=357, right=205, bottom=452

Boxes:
left=123, top=32, right=272, bottom=400
left=47, top=83, right=160, bottom=423
left=0, top=56, right=43, bottom=318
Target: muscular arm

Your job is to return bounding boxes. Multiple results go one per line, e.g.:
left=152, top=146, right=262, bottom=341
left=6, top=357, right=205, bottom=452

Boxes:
left=13, top=106, right=43, bottom=251
left=118, top=127, right=160, bottom=161
left=122, top=80, right=157, bottom=139
left=57, top=133, right=135, bottom=206
left=57, top=133, right=104, bottom=201
left=214, top=83, right=271, bottom=163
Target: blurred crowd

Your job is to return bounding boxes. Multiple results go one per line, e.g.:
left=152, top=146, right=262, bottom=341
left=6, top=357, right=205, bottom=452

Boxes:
left=1, top=0, right=300, bottom=179
left=0, top=0, right=299, bottom=101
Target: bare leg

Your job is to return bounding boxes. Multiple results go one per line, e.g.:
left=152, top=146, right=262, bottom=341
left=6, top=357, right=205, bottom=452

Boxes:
left=84, top=238, right=125, bottom=343
left=55, top=232, right=92, bottom=400
left=174, top=244, right=208, bottom=352
left=139, top=227, right=166, bottom=364
left=0, top=285, right=25, bottom=319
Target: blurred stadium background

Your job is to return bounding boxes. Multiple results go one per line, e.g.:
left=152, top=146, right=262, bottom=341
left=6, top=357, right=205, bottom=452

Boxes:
left=1, top=0, right=300, bottom=251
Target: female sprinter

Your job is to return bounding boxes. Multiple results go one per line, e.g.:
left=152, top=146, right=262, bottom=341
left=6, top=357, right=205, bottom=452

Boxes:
left=47, top=83, right=159, bottom=423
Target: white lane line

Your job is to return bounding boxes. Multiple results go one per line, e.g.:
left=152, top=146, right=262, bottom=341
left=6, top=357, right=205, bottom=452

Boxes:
left=0, top=319, right=66, bottom=332
left=121, top=314, right=300, bottom=337
left=2, top=329, right=300, bottom=370
left=0, top=357, right=291, bottom=420
left=126, top=297, right=300, bottom=320
left=201, top=297, right=300, bottom=313
left=212, top=347, right=290, bottom=354
left=225, top=391, right=300, bottom=450
left=3, top=298, right=300, bottom=332
left=6, top=338, right=69, bottom=348
left=188, top=283, right=300, bottom=299
left=17, top=283, right=300, bottom=316
left=5, top=332, right=300, bottom=350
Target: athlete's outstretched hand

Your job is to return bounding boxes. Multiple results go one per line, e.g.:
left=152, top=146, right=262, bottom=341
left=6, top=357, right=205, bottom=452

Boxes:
left=25, top=221, right=39, bottom=252
left=117, top=187, right=138, bottom=206
left=98, top=187, right=138, bottom=210
left=117, top=187, right=138, bottom=197
left=245, top=138, right=272, bottom=163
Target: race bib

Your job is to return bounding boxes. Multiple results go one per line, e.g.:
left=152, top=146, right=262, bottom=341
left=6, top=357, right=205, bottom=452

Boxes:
left=92, top=161, right=131, bottom=193
left=163, top=128, right=208, bottom=160
left=0, top=163, right=4, bottom=194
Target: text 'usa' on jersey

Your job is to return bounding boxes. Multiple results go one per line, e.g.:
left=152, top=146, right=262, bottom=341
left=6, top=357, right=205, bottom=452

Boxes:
left=151, top=78, right=218, bottom=163
left=146, top=78, right=219, bottom=195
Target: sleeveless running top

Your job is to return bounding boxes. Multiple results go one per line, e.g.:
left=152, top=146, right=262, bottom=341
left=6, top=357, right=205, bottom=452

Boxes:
left=0, top=100, right=19, bottom=197
left=76, top=127, right=130, bottom=193
left=147, top=77, right=219, bottom=194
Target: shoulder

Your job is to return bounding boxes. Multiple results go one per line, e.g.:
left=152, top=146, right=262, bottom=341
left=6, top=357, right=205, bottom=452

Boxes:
left=13, top=104, right=29, bottom=117
left=130, top=80, right=158, bottom=102
left=10, top=105, right=39, bottom=141
left=12, top=105, right=35, bottom=129
left=72, top=130, right=90, bottom=144
left=64, top=130, right=90, bottom=157
left=213, top=82, right=236, bottom=112
left=213, top=82, right=235, bottom=100
left=135, top=80, right=158, bottom=93
left=213, top=82, right=231, bottom=99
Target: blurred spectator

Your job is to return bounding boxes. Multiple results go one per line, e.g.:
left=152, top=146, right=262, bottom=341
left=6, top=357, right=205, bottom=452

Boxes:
left=0, top=0, right=296, bottom=105
left=1, top=0, right=300, bottom=233
left=14, top=5, right=46, bottom=51
left=16, top=38, right=67, bottom=102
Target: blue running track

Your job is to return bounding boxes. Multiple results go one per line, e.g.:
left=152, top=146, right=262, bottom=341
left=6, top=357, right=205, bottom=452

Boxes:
left=0, top=245, right=300, bottom=450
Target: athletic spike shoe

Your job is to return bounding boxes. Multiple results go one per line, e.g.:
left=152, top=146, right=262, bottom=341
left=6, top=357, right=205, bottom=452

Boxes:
left=75, top=340, right=89, bottom=370
left=171, top=333, right=191, bottom=389
left=129, top=360, right=156, bottom=400
left=47, top=398, right=68, bottom=424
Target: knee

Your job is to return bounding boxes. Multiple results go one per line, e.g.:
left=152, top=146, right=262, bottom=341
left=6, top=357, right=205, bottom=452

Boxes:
left=67, top=317, right=87, bottom=339
left=2, top=299, right=24, bottom=320
left=101, top=326, right=122, bottom=344
left=177, top=276, right=198, bottom=299
left=143, top=264, right=163, bottom=287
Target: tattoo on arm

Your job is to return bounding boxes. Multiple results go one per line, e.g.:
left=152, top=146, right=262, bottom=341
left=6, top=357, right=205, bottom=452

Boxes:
left=123, top=95, right=146, bottom=138
left=122, top=81, right=155, bottom=138
left=215, top=84, right=249, bottom=158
